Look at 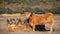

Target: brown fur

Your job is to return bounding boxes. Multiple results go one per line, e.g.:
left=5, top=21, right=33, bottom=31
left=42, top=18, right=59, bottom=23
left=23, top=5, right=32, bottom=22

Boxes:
left=29, top=13, right=54, bottom=32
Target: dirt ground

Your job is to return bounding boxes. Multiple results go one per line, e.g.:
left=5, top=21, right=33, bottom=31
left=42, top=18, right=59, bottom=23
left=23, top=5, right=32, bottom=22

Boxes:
left=0, top=14, right=60, bottom=34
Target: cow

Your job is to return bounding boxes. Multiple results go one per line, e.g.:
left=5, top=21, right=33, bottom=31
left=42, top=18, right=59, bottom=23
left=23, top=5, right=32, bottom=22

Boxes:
left=29, top=13, right=54, bottom=32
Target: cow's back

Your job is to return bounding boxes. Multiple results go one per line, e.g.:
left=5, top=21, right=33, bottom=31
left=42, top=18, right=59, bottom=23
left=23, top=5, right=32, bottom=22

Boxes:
left=29, top=13, right=53, bottom=25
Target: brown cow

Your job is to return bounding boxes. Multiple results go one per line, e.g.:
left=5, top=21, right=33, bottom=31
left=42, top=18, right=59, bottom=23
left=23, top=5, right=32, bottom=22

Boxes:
left=29, top=13, right=54, bottom=32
